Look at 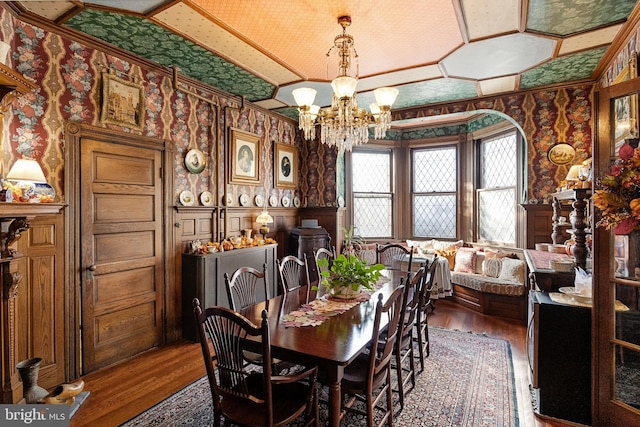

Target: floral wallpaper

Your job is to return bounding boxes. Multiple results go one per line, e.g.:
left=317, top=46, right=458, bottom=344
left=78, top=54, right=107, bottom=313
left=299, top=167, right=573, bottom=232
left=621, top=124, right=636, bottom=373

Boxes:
left=0, top=8, right=598, bottom=210
left=0, top=8, right=297, bottom=207
left=393, top=84, right=595, bottom=202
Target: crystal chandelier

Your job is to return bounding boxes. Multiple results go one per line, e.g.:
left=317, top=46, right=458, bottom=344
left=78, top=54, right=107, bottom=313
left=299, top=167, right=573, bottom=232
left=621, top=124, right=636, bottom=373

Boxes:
left=292, top=16, right=399, bottom=152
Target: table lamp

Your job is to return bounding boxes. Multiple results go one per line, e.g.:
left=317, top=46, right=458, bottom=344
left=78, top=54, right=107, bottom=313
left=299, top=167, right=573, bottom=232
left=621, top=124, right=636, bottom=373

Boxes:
left=256, top=211, right=274, bottom=236
left=6, top=158, right=47, bottom=183
left=5, top=158, right=48, bottom=202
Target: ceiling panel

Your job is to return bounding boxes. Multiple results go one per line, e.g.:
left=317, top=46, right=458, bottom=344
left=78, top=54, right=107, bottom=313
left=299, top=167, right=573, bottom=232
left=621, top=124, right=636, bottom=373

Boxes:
left=9, top=0, right=640, bottom=123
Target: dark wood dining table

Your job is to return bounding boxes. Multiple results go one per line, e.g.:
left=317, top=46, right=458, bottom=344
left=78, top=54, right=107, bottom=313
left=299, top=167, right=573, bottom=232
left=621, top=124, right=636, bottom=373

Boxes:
left=239, top=269, right=406, bottom=427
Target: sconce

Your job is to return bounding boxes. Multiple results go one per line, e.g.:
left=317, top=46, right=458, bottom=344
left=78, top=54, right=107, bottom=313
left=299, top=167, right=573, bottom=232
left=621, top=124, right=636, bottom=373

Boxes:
left=256, top=211, right=274, bottom=236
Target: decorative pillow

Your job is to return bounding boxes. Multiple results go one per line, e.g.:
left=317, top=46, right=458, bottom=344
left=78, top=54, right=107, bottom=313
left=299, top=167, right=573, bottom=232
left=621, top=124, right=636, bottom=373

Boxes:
left=435, top=249, right=456, bottom=270
left=485, top=249, right=520, bottom=260
left=482, top=258, right=502, bottom=278
left=498, top=258, right=525, bottom=284
left=454, top=248, right=477, bottom=273
left=406, top=239, right=432, bottom=254
left=432, top=239, right=464, bottom=252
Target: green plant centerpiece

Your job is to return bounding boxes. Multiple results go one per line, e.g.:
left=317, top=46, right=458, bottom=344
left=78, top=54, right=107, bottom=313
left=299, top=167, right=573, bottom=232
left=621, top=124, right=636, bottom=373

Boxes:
left=315, top=254, right=385, bottom=299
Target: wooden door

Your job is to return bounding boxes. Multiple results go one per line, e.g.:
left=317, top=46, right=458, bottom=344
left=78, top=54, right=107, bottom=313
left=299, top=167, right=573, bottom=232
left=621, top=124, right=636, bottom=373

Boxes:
left=81, top=138, right=164, bottom=373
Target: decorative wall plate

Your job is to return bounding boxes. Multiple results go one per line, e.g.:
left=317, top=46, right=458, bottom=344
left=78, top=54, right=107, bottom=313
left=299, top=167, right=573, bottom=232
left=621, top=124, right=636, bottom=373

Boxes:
left=225, top=193, right=233, bottom=206
left=547, top=143, right=576, bottom=166
left=200, top=191, right=213, bottom=207
left=185, top=148, right=206, bottom=173
left=293, top=196, right=301, bottom=208
left=337, top=195, right=345, bottom=207
left=269, top=195, right=278, bottom=207
left=239, top=193, right=250, bottom=206
left=254, top=194, right=264, bottom=207
left=179, top=190, right=195, bottom=206
left=282, top=195, right=290, bottom=207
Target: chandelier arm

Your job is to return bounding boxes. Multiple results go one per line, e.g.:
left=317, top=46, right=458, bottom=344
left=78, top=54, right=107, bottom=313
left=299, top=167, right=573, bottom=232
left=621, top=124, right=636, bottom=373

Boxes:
left=295, top=16, right=397, bottom=151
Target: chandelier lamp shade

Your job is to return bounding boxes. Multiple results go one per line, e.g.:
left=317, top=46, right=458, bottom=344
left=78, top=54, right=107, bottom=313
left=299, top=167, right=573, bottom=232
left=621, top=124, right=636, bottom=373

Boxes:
left=292, top=16, right=399, bottom=152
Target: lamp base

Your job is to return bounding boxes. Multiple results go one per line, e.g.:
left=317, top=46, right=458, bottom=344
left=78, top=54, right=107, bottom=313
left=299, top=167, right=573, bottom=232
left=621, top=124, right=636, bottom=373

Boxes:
left=259, top=225, right=269, bottom=236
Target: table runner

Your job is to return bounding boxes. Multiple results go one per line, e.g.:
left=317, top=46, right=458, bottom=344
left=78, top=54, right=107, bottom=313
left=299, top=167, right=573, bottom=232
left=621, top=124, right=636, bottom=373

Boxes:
left=281, top=293, right=372, bottom=327
left=281, top=278, right=389, bottom=327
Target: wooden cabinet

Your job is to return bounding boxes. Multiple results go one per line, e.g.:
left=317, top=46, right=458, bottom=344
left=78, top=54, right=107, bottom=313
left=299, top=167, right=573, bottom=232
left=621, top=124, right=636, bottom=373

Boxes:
left=524, top=249, right=575, bottom=292
left=181, top=244, right=277, bottom=341
left=528, top=291, right=591, bottom=425
left=521, top=203, right=572, bottom=249
left=288, top=227, right=330, bottom=284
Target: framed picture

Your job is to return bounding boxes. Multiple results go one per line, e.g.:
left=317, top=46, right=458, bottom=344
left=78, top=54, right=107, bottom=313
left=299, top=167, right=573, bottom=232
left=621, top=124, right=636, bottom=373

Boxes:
left=275, top=143, right=297, bottom=189
left=613, top=53, right=638, bottom=155
left=100, top=69, right=144, bottom=130
left=229, top=128, right=260, bottom=185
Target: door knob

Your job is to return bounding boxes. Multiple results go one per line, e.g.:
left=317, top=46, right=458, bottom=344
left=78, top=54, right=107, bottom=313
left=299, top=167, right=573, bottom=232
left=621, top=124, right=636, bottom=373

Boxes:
left=88, top=265, right=97, bottom=271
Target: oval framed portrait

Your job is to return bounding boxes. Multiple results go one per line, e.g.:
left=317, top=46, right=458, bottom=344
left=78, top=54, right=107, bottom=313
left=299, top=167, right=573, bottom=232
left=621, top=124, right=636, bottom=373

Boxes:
left=185, top=149, right=206, bottom=173
left=547, top=143, right=576, bottom=166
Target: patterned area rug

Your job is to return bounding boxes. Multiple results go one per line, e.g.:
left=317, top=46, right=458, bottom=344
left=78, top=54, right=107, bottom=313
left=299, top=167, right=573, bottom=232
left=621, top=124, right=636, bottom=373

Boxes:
left=121, top=327, right=518, bottom=427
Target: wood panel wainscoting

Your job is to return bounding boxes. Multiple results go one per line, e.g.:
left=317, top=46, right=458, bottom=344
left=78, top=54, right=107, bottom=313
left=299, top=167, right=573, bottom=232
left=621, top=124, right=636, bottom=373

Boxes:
left=0, top=205, right=65, bottom=404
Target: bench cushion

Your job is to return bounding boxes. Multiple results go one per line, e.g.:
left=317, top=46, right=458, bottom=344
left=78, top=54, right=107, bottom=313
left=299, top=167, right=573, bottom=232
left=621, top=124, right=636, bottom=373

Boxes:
left=451, top=271, right=525, bottom=296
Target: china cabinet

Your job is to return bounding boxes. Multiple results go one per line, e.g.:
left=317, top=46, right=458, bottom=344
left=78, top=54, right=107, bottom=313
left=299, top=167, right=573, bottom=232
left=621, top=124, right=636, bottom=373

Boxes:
left=593, top=70, right=640, bottom=425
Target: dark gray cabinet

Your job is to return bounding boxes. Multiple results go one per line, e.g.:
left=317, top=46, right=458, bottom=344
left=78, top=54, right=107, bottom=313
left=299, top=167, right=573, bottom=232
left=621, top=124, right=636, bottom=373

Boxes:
left=181, top=244, right=278, bottom=341
left=528, top=291, right=591, bottom=425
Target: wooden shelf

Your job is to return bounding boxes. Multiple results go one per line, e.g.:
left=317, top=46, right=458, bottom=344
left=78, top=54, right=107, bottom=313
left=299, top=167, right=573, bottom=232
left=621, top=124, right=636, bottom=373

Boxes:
left=0, top=202, right=64, bottom=219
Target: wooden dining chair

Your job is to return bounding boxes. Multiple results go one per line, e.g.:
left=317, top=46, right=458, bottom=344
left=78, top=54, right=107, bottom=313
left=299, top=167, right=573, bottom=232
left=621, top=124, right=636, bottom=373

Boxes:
left=277, top=254, right=311, bottom=294
left=192, top=299, right=319, bottom=427
left=224, top=263, right=269, bottom=311
left=313, top=247, right=335, bottom=297
left=313, top=247, right=335, bottom=275
left=416, top=256, right=438, bottom=371
left=341, top=285, right=405, bottom=427
left=392, top=266, right=425, bottom=408
left=376, top=243, right=414, bottom=272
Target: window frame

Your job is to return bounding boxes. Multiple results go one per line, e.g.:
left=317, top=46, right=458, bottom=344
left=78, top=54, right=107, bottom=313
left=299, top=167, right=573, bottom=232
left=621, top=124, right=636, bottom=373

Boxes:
left=410, top=143, right=459, bottom=240
left=349, top=146, right=395, bottom=240
left=474, top=128, right=523, bottom=246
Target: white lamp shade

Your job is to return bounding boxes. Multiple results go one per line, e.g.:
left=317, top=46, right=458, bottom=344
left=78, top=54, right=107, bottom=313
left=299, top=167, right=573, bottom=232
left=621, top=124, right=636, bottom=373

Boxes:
left=373, top=87, right=399, bottom=107
left=369, top=103, right=381, bottom=115
left=256, top=212, right=274, bottom=224
left=331, top=76, right=358, bottom=98
left=565, top=165, right=581, bottom=181
left=310, top=104, right=320, bottom=118
left=6, top=159, right=47, bottom=182
left=292, top=88, right=317, bottom=107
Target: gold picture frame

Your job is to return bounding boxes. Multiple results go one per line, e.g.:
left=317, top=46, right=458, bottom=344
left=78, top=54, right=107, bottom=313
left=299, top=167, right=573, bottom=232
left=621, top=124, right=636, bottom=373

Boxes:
left=229, top=128, right=260, bottom=185
left=275, top=143, right=297, bottom=189
left=100, top=69, right=144, bottom=130
left=613, top=53, right=638, bottom=155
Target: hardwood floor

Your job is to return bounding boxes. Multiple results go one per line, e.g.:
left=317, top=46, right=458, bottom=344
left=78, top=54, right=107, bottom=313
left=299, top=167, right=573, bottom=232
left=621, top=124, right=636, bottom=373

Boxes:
left=70, top=299, right=578, bottom=427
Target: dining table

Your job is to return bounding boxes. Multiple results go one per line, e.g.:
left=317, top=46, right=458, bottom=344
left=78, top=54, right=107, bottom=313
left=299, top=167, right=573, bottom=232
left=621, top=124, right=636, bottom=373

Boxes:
left=239, top=269, right=407, bottom=427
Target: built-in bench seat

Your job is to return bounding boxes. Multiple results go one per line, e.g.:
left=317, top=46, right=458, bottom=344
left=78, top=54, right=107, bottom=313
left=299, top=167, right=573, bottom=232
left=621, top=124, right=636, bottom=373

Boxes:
left=351, top=239, right=528, bottom=322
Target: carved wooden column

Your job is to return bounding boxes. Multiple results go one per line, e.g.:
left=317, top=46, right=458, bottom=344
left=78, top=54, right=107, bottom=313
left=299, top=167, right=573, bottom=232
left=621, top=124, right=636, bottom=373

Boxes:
left=1, top=217, right=28, bottom=403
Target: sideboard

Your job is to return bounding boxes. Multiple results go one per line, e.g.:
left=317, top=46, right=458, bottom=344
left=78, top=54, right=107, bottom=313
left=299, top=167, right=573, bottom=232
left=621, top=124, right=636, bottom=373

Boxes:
left=181, top=244, right=277, bottom=341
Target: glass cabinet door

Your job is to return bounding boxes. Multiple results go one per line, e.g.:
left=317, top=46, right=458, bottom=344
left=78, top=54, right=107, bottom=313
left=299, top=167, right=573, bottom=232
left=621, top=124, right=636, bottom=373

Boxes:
left=594, top=66, right=640, bottom=425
